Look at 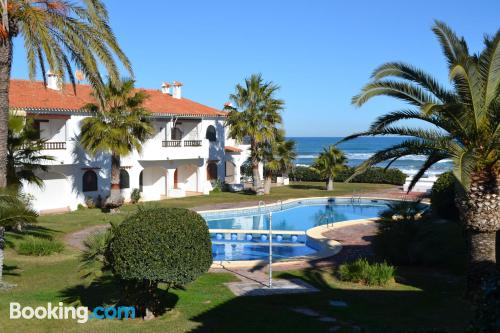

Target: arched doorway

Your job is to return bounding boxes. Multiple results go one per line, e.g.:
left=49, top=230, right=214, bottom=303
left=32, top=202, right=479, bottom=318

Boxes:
left=174, top=169, right=178, bottom=189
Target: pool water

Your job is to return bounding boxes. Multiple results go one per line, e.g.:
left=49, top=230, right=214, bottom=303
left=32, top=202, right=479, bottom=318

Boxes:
left=202, top=199, right=391, bottom=261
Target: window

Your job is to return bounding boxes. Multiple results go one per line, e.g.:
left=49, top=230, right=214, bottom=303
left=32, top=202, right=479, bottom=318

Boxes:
left=205, top=125, right=216, bottom=142
left=139, top=171, right=143, bottom=192
left=82, top=170, right=98, bottom=192
left=171, top=127, right=183, bottom=140
left=207, top=162, right=218, bottom=180
left=120, top=169, right=130, bottom=189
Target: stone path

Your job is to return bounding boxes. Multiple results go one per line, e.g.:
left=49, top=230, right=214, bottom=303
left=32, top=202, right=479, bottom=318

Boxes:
left=64, top=224, right=109, bottom=251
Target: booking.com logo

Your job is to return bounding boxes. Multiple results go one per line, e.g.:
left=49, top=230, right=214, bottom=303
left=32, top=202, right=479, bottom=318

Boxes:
left=10, top=302, right=136, bottom=323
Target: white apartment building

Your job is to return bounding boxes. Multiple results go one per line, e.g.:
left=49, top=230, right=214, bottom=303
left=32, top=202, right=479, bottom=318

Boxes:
left=9, top=78, right=250, bottom=213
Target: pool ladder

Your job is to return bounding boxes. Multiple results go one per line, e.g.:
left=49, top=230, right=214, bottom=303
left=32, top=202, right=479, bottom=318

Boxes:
left=351, top=192, right=361, bottom=203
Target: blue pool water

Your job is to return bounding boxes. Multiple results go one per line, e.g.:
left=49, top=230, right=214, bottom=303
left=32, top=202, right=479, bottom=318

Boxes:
left=201, top=198, right=391, bottom=261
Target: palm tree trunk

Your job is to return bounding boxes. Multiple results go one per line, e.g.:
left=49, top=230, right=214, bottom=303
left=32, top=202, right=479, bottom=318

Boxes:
left=326, top=177, right=334, bottom=191
left=0, top=38, right=13, bottom=189
left=105, top=153, right=123, bottom=210
left=251, top=157, right=263, bottom=195
left=264, top=175, right=272, bottom=195
left=0, top=226, right=4, bottom=282
left=456, top=169, right=499, bottom=302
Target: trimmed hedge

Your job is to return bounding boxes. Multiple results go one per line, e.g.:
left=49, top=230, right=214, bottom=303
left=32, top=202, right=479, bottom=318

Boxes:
left=431, top=171, right=459, bottom=220
left=111, top=207, right=212, bottom=285
left=289, top=166, right=406, bottom=185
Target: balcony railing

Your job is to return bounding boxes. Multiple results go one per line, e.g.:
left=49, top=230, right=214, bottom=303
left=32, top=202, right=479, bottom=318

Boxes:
left=42, top=142, right=66, bottom=150
left=162, top=140, right=202, bottom=148
left=184, top=140, right=202, bottom=147
left=163, top=140, right=182, bottom=147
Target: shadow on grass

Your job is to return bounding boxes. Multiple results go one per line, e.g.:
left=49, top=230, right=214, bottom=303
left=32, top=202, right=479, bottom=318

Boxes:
left=288, top=184, right=326, bottom=190
left=187, top=266, right=470, bottom=333
left=189, top=237, right=470, bottom=333
left=59, top=275, right=179, bottom=317
left=2, top=264, right=20, bottom=276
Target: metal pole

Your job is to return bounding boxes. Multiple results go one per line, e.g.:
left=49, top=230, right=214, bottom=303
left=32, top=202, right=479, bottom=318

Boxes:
left=269, top=211, right=272, bottom=289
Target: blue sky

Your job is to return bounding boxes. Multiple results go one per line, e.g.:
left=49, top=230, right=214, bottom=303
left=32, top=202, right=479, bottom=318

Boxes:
left=9, top=0, right=500, bottom=136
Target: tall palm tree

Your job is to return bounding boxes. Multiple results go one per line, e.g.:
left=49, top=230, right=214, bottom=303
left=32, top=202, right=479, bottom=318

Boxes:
left=0, top=0, right=132, bottom=189
left=224, top=74, right=284, bottom=195
left=79, top=79, right=154, bottom=209
left=312, top=145, right=347, bottom=191
left=263, top=132, right=296, bottom=194
left=0, top=188, right=37, bottom=284
left=7, top=114, right=54, bottom=187
left=342, top=21, right=499, bottom=301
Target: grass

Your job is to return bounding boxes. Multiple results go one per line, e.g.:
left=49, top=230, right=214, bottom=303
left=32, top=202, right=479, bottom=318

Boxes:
left=0, top=182, right=472, bottom=332
left=16, top=236, right=65, bottom=256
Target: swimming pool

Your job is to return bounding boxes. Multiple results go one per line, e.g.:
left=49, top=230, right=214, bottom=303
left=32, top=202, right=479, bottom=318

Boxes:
left=201, top=198, right=392, bottom=261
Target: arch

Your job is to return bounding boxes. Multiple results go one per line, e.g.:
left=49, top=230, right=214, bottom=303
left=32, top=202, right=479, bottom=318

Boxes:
left=174, top=169, right=179, bottom=189
left=120, top=169, right=130, bottom=189
left=207, top=162, right=218, bottom=180
left=82, top=170, right=98, bottom=192
left=205, top=125, right=217, bottom=142
left=139, top=170, right=143, bottom=192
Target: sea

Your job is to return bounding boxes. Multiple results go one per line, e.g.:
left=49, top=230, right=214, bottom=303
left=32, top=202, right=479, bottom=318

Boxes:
left=289, top=137, right=453, bottom=177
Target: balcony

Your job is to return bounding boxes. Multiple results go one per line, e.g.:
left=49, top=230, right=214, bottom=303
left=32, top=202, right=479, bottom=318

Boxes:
left=139, top=138, right=208, bottom=161
left=42, top=141, right=66, bottom=150
left=162, top=140, right=202, bottom=147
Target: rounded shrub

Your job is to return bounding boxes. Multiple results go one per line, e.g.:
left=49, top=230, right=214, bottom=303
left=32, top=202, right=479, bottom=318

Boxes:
left=111, top=207, right=212, bottom=285
left=431, top=171, right=459, bottom=220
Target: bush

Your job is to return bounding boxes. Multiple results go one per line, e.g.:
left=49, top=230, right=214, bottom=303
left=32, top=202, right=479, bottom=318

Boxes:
left=289, top=165, right=406, bottom=185
left=130, top=188, right=141, bottom=204
left=289, top=166, right=322, bottom=181
left=338, top=258, right=395, bottom=286
left=374, top=201, right=466, bottom=273
left=85, top=196, right=96, bottom=208
left=110, top=207, right=212, bottom=317
left=17, top=236, right=64, bottom=256
left=431, top=171, right=459, bottom=220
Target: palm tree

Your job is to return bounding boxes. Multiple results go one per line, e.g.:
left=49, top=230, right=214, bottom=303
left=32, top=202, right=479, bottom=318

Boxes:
left=79, top=79, right=154, bottom=209
left=342, top=21, right=499, bottom=301
left=0, top=188, right=37, bottom=284
left=263, top=132, right=296, bottom=194
left=224, top=74, right=284, bottom=195
left=0, top=0, right=132, bottom=189
left=7, top=115, right=54, bottom=187
left=312, top=145, right=347, bottom=191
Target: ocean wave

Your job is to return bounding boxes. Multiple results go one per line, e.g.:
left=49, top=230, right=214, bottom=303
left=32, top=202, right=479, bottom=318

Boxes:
left=297, top=152, right=452, bottom=164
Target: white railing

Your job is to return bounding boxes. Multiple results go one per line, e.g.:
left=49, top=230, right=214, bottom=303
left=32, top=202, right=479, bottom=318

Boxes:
left=162, top=140, right=202, bottom=147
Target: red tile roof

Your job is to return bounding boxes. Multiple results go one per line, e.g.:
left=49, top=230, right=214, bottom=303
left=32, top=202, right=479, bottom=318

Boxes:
left=9, top=79, right=225, bottom=117
left=224, top=146, right=243, bottom=153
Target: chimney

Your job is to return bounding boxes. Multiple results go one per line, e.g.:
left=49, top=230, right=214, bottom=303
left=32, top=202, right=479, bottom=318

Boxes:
left=161, top=82, right=172, bottom=95
left=172, top=81, right=183, bottom=99
left=46, top=71, right=62, bottom=91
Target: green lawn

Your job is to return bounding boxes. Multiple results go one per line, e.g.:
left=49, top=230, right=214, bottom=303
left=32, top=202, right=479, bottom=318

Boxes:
left=0, top=182, right=471, bottom=333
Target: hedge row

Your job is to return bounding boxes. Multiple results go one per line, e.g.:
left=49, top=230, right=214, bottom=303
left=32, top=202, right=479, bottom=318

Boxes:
left=289, top=165, right=406, bottom=185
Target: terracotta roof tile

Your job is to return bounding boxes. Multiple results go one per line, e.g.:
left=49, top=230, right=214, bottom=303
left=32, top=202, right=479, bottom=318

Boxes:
left=9, top=79, right=225, bottom=117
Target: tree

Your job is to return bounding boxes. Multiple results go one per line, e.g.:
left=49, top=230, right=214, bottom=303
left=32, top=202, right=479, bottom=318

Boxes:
left=0, top=188, right=37, bottom=284
left=342, top=21, right=499, bottom=303
left=109, top=207, right=212, bottom=318
left=224, top=74, right=284, bottom=195
left=79, top=79, right=154, bottom=209
left=7, top=115, right=54, bottom=187
left=0, top=0, right=132, bottom=188
left=312, top=145, right=347, bottom=191
left=262, top=131, right=296, bottom=194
